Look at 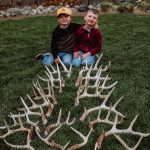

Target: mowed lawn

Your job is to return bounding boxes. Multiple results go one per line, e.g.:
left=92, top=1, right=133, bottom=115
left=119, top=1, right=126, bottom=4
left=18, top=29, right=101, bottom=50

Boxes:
left=0, top=14, right=150, bottom=150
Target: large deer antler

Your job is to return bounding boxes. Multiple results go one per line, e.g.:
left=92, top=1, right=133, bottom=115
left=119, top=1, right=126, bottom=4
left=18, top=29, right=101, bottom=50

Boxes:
left=0, top=116, right=31, bottom=139
left=4, top=130, right=34, bottom=150
left=9, top=97, right=47, bottom=124
left=38, top=64, right=65, bottom=93
left=80, top=87, right=125, bottom=121
left=35, top=124, right=64, bottom=149
left=18, top=94, right=54, bottom=118
left=88, top=106, right=123, bottom=132
left=32, top=79, right=57, bottom=104
left=0, top=115, right=34, bottom=150
left=75, top=66, right=118, bottom=105
left=95, top=115, right=150, bottom=150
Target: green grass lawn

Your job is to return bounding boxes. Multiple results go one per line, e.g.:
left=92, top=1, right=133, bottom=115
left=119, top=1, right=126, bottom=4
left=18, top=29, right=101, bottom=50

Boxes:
left=0, top=14, right=150, bottom=150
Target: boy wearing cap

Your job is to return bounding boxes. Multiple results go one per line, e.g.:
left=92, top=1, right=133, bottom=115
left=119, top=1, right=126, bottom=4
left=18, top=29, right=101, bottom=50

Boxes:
left=35, top=7, right=81, bottom=66
left=72, top=8, right=102, bottom=67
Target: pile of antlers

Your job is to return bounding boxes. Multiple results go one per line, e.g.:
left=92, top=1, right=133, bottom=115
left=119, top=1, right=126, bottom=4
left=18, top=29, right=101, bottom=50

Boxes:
left=0, top=54, right=150, bottom=150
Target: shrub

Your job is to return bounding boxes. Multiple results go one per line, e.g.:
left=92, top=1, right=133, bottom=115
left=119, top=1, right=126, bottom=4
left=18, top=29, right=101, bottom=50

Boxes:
left=136, top=1, right=150, bottom=11
left=100, top=2, right=114, bottom=13
left=117, top=2, right=134, bottom=13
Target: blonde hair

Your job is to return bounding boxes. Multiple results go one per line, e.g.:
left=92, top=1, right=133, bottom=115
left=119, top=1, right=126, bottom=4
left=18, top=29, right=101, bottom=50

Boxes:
left=86, top=8, right=100, bottom=16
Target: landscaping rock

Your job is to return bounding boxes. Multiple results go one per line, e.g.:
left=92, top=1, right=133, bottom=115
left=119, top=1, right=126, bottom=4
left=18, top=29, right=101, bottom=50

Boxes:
left=78, top=4, right=89, bottom=12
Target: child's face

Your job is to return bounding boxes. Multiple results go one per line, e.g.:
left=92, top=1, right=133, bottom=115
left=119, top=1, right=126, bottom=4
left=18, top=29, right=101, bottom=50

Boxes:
left=57, top=14, right=72, bottom=26
left=84, top=11, right=98, bottom=27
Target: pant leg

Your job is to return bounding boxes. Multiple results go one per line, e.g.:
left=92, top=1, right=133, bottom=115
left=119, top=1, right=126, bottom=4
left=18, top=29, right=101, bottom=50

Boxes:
left=58, top=52, right=73, bottom=66
left=72, top=51, right=83, bottom=67
left=72, top=57, right=82, bottom=67
left=82, top=55, right=96, bottom=65
left=42, top=53, right=54, bottom=65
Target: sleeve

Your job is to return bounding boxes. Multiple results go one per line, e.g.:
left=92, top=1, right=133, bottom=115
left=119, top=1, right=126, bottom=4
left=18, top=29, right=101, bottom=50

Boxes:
left=90, top=29, right=102, bottom=55
left=51, top=29, right=59, bottom=59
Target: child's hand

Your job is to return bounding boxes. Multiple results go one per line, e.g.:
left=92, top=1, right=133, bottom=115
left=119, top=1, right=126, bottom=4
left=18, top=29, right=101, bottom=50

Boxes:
left=74, top=52, right=79, bottom=58
left=55, top=58, right=60, bottom=64
left=82, top=52, right=91, bottom=59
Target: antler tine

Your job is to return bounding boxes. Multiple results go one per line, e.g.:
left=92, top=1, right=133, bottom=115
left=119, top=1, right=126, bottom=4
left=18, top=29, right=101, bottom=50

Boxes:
left=69, top=127, right=92, bottom=150
left=0, top=120, right=10, bottom=139
left=65, top=111, right=75, bottom=125
left=75, top=69, right=84, bottom=87
left=84, top=60, right=88, bottom=70
left=24, top=111, right=40, bottom=132
left=67, top=64, right=72, bottom=78
left=45, top=65, right=53, bottom=77
left=100, top=75, right=118, bottom=90
left=128, top=115, right=138, bottom=131
left=9, top=112, right=18, bottom=126
left=27, top=94, right=36, bottom=106
left=57, top=56, right=68, bottom=72
left=102, top=87, right=115, bottom=105
left=49, top=63, right=57, bottom=73
left=57, top=109, right=62, bottom=125
left=39, top=106, right=47, bottom=125
left=56, top=63, right=63, bottom=93
left=4, top=131, right=35, bottom=150
left=101, top=61, right=111, bottom=72
left=57, top=56, right=72, bottom=78
left=44, top=109, right=62, bottom=135
left=97, top=107, right=102, bottom=120
left=33, top=80, right=50, bottom=103
left=36, top=124, right=63, bottom=149
left=37, top=74, right=48, bottom=82
left=21, top=97, right=30, bottom=112
left=36, top=79, right=46, bottom=96
left=112, top=96, right=123, bottom=110
left=94, top=131, right=105, bottom=150
left=17, top=112, right=25, bottom=129
left=87, top=63, right=93, bottom=77
left=62, top=141, right=71, bottom=150
left=113, top=133, right=143, bottom=150
left=93, top=53, right=103, bottom=70
left=45, top=71, right=54, bottom=87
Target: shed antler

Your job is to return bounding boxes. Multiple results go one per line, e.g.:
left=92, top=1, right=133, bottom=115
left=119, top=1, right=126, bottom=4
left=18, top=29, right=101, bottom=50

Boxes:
left=0, top=115, right=34, bottom=150
left=95, top=115, right=150, bottom=150
left=4, top=131, right=34, bottom=150
left=75, top=66, right=118, bottom=105
left=38, top=64, right=65, bottom=93
left=80, top=87, right=125, bottom=122
left=88, top=106, right=123, bottom=132
left=35, top=124, right=63, bottom=149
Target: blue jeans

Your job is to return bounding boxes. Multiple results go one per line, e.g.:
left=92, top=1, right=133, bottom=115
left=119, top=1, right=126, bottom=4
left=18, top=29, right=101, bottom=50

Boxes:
left=72, top=51, right=96, bottom=67
left=42, top=52, right=72, bottom=66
